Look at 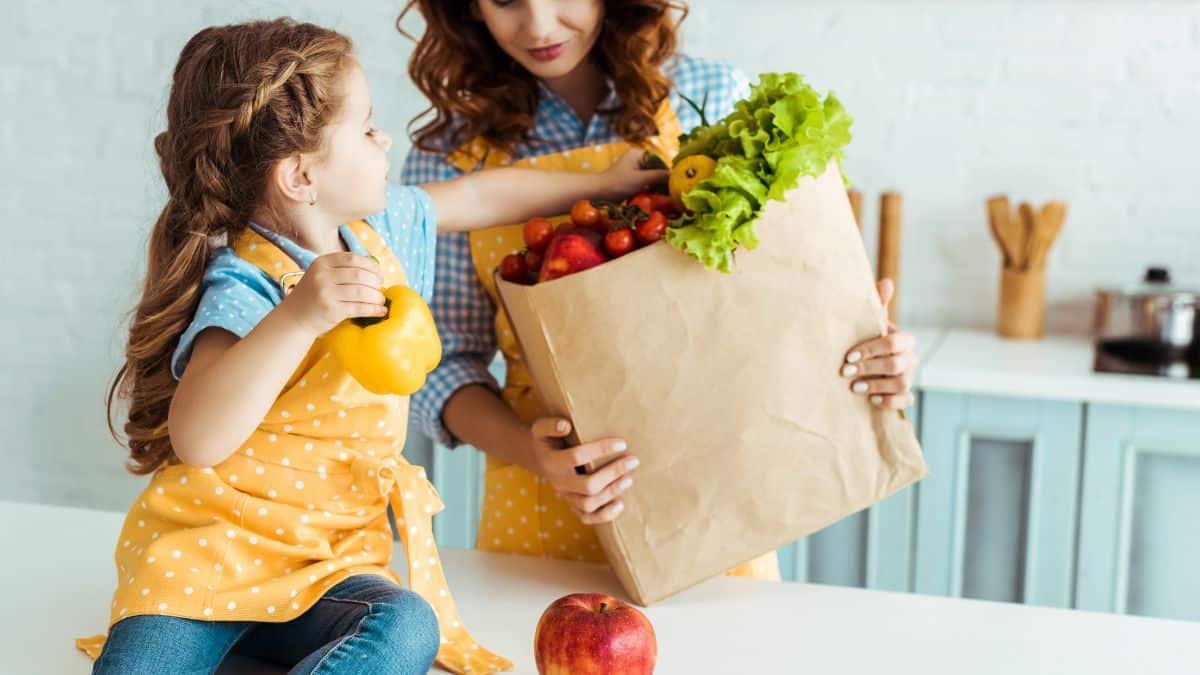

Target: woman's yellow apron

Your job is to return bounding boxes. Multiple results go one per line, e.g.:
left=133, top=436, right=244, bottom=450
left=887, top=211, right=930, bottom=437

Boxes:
left=449, top=101, right=780, bottom=581
left=77, top=222, right=512, bottom=674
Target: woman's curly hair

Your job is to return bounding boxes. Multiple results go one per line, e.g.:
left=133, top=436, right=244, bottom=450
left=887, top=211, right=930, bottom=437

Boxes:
left=399, top=0, right=688, bottom=156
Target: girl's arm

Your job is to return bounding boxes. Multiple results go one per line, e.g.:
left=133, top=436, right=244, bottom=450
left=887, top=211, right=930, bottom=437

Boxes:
left=423, top=149, right=667, bottom=233
left=168, top=253, right=386, bottom=467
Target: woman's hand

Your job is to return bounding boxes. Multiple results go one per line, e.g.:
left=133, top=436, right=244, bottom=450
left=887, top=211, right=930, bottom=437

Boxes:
left=597, top=149, right=669, bottom=202
left=841, top=279, right=918, bottom=410
left=526, top=417, right=639, bottom=525
left=278, top=253, right=387, bottom=336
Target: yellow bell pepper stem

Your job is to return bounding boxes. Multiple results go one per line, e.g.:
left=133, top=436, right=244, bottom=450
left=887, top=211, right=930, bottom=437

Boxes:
left=326, top=285, right=442, bottom=396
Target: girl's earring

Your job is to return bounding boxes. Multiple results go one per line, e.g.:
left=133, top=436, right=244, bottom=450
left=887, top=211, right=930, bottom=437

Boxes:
left=308, top=191, right=317, bottom=206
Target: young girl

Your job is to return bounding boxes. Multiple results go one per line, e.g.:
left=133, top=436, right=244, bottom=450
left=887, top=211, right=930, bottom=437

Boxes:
left=400, top=0, right=918, bottom=572
left=79, top=18, right=661, bottom=675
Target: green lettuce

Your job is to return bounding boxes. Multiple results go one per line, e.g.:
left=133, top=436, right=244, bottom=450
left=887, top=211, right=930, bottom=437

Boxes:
left=667, top=73, right=853, bottom=272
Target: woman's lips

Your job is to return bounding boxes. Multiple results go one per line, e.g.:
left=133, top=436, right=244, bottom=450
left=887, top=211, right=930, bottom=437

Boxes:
left=527, top=42, right=567, bottom=62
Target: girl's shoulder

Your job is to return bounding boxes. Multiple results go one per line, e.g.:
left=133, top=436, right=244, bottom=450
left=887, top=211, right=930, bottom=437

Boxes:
left=363, top=184, right=438, bottom=301
left=169, top=247, right=282, bottom=379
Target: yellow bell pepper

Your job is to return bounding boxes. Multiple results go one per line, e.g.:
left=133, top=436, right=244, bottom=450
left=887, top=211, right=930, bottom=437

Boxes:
left=327, top=285, right=442, bottom=396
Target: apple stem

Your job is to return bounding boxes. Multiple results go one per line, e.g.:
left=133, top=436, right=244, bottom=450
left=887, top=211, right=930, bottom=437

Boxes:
left=599, top=602, right=607, bottom=613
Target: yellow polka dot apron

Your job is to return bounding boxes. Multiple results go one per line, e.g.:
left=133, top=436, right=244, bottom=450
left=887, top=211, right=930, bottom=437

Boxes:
left=77, top=221, right=512, bottom=674
left=450, top=100, right=780, bottom=581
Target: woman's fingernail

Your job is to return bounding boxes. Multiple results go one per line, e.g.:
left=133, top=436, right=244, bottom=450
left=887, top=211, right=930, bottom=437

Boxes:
left=847, top=351, right=863, bottom=364
left=871, top=395, right=884, bottom=405
left=612, top=502, right=625, bottom=514
left=556, top=420, right=570, bottom=433
left=618, top=477, right=634, bottom=491
left=842, top=364, right=858, bottom=377
left=612, top=440, right=627, bottom=452
left=625, top=458, right=640, bottom=471
left=853, top=381, right=869, bottom=394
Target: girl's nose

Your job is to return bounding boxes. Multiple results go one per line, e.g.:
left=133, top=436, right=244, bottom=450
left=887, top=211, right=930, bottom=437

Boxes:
left=378, top=130, right=393, bottom=152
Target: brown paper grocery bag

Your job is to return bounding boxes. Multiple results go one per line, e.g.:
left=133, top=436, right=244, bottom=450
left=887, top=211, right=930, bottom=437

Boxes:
left=496, top=160, right=926, bottom=605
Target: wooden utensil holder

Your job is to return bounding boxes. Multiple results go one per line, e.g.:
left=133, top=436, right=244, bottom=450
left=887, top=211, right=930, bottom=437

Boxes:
left=997, top=265, right=1046, bottom=339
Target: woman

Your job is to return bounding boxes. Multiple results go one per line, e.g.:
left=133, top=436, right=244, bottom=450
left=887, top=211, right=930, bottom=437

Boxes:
left=398, top=0, right=918, bottom=579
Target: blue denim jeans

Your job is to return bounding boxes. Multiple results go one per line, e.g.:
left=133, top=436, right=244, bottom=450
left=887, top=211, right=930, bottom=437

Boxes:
left=92, top=574, right=439, bottom=675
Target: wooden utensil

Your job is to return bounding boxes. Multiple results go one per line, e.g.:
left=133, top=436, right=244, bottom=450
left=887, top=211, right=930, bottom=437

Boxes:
left=1016, top=202, right=1039, bottom=270
left=987, top=195, right=1016, bottom=267
left=847, top=190, right=864, bottom=230
left=877, top=192, right=903, bottom=323
left=992, top=197, right=1068, bottom=339
left=1025, top=201, right=1067, bottom=269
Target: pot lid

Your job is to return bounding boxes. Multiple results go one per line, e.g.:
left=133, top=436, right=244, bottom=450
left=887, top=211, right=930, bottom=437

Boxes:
left=1098, top=267, right=1200, bottom=303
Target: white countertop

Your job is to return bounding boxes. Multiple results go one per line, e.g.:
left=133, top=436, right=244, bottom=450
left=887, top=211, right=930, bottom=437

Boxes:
left=912, top=328, right=1200, bottom=412
left=4, top=500, right=1197, bottom=675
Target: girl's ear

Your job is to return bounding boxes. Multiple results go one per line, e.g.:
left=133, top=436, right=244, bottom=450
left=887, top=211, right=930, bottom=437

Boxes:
left=272, top=153, right=317, bottom=206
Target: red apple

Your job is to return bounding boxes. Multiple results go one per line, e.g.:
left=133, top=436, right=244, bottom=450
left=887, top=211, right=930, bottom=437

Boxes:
left=534, top=593, right=657, bottom=675
left=537, top=227, right=609, bottom=283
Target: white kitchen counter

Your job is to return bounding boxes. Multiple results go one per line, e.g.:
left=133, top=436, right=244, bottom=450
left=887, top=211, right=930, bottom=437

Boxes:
left=3, top=500, right=1197, bottom=675
left=912, top=328, right=1199, bottom=412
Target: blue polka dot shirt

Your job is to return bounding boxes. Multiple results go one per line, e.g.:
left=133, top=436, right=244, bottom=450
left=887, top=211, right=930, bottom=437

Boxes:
left=170, top=185, right=437, bottom=379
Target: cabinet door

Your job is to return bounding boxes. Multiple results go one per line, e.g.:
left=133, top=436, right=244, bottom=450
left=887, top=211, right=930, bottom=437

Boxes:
left=914, top=392, right=1082, bottom=608
left=778, top=396, right=922, bottom=590
left=1076, top=404, right=1200, bottom=621
left=429, top=438, right=486, bottom=549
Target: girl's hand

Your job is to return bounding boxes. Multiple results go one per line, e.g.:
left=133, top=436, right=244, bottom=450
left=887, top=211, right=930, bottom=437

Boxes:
left=278, top=252, right=387, bottom=336
left=598, top=149, right=669, bottom=202
left=841, top=279, right=919, bottom=410
left=527, top=417, right=639, bottom=525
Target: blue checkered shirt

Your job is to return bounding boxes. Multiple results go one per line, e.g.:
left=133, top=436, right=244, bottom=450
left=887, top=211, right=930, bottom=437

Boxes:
left=402, top=54, right=751, bottom=446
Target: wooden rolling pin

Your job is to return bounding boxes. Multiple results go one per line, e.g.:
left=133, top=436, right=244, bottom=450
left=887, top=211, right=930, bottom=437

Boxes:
left=877, top=192, right=903, bottom=323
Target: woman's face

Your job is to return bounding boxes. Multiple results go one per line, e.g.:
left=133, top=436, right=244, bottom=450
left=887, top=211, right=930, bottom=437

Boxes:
left=476, top=0, right=605, bottom=81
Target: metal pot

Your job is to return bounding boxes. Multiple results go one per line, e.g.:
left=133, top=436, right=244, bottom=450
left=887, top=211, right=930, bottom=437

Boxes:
left=1094, top=267, right=1200, bottom=378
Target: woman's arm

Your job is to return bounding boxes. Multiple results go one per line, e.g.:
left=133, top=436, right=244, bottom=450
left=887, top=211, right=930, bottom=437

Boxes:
left=440, top=384, right=541, bottom=473
left=400, top=146, right=641, bottom=522
left=424, top=150, right=666, bottom=232
left=442, top=385, right=640, bottom=525
left=400, top=146, right=507, bottom=448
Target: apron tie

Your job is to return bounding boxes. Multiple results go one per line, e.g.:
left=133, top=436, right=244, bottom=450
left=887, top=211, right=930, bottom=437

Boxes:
left=353, top=454, right=513, bottom=674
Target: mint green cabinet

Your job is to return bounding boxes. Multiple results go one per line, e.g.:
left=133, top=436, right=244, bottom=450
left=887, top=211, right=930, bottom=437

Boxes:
left=1076, top=404, right=1200, bottom=621
left=913, top=392, right=1083, bottom=608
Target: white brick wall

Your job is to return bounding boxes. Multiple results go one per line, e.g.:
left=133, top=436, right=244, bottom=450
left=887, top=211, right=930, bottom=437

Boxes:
left=3, top=1, right=1198, bottom=510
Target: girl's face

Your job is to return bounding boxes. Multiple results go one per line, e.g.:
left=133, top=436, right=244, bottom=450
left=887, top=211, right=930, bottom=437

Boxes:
left=476, top=0, right=605, bottom=82
left=307, top=62, right=393, bottom=222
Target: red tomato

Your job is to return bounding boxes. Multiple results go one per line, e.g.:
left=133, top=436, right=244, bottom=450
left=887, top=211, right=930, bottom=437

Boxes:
left=646, top=193, right=680, bottom=217
left=604, top=228, right=635, bottom=257
left=570, top=200, right=602, bottom=229
left=499, top=253, right=528, bottom=283
left=522, top=217, right=555, bottom=252
left=629, top=193, right=656, bottom=217
left=523, top=248, right=543, bottom=273
left=635, top=211, right=668, bottom=245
